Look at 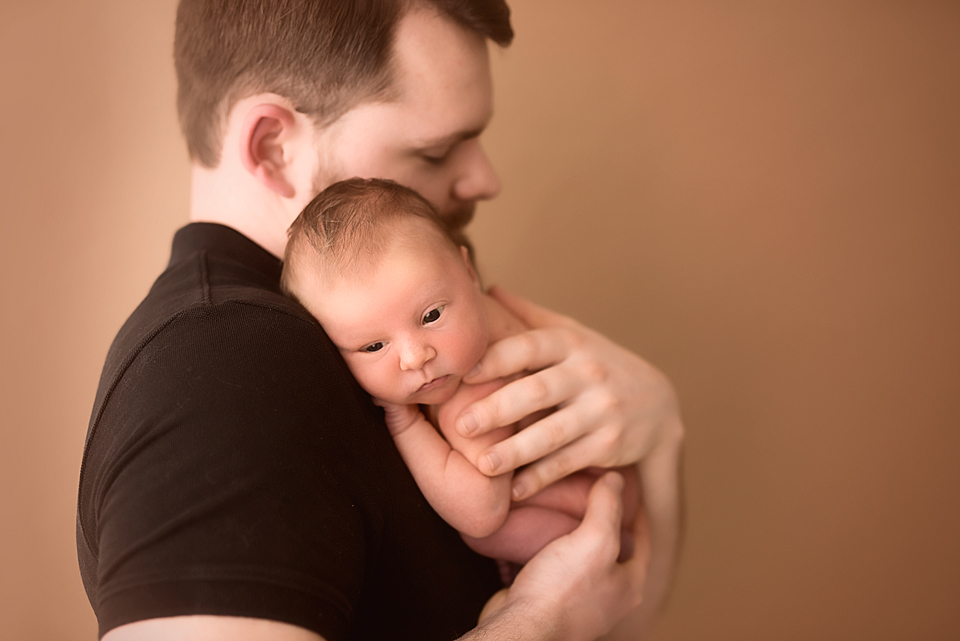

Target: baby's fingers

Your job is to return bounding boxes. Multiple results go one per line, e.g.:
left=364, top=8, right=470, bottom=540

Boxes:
left=376, top=401, right=421, bottom=437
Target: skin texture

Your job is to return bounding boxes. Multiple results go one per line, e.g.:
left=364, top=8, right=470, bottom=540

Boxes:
left=107, top=6, right=684, bottom=641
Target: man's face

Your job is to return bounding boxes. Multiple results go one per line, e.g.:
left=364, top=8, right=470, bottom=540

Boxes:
left=303, top=232, right=489, bottom=406
left=312, top=8, right=501, bottom=235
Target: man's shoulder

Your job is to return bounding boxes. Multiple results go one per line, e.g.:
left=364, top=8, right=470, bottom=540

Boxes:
left=103, top=231, right=317, bottom=376
left=88, top=227, right=358, bottom=449
left=136, top=235, right=312, bottom=335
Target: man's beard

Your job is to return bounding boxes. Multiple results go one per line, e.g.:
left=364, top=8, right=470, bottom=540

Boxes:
left=442, top=202, right=475, bottom=237
left=443, top=202, right=478, bottom=267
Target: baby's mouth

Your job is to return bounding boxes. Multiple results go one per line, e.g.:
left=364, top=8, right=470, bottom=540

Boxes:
left=417, top=375, right=449, bottom=394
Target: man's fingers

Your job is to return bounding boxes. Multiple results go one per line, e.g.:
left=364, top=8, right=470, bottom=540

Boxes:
left=506, top=418, right=628, bottom=499
left=499, top=470, right=635, bottom=641
left=457, top=363, right=584, bottom=438
left=509, top=440, right=593, bottom=500
left=463, top=326, right=573, bottom=384
left=474, top=403, right=591, bottom=478
left=578, top=472, right=648, bottom=611
left=625, top=491, right=652, bottom=577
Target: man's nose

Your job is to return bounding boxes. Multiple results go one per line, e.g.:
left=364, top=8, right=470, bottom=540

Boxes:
left=452, top=138, right=501, bottom=203
left=398, top=339, right=437, bottom=371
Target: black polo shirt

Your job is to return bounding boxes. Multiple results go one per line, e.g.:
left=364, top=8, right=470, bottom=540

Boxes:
left=77, top=223, right=500, bottom=640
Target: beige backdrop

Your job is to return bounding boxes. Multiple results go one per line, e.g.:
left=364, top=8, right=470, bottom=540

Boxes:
left=1, top=1, right=957, bottom=639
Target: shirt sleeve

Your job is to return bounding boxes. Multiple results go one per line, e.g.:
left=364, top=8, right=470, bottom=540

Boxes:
left=78, top=301, right=385, bottom=639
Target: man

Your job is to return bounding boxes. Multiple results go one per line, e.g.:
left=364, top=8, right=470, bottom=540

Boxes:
left=77, top=1, right=684, bottom=639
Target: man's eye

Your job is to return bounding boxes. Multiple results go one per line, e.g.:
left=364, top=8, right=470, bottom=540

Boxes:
left=422, top=148, right=452, bottom=165
left=363, top=342, right=385, bottom=353
left=422, top=307, right=444, bottom=324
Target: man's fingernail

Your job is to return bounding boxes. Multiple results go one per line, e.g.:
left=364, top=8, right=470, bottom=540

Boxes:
left=512, top=479, right=528, bottom=500
left=459, top=413, right=479, bottom=435
left=467, top=363, right=481, bottom=377
left=485, top=451, right=503, bottom=474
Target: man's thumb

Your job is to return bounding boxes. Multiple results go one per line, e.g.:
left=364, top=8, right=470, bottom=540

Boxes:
left=579, top=471, right=626, bottom=546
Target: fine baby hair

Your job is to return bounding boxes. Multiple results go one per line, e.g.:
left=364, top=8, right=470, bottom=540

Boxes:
left=282, top=177, right=464, bottom=297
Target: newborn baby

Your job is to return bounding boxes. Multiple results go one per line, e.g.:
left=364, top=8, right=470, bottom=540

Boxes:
left=282, top=178, right=638, bottom=574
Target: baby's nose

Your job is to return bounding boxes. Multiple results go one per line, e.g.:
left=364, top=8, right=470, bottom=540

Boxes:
left=399, top=341, right=436, bottom=371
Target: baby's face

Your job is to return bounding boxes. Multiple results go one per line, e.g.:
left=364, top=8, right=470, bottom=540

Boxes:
left=305, top=239, right=488, bottom=406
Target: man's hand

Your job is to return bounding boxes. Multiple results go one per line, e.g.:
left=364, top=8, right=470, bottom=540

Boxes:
left=458, top=286, right=682, bottom=501
left=471, top=472, right=647, bottom=641
left=459, top=287, right=684, bottom=636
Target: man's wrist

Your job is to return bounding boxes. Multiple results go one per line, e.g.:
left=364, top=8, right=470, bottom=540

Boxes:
left=463, top=596, right=561, bottom=641
left=646, top=412, right=685, bottom=469
left=632, top=413, right=685, bottom=634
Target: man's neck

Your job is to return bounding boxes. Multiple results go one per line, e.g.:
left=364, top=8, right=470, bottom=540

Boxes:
left=188, top=163, right=289, bottom=259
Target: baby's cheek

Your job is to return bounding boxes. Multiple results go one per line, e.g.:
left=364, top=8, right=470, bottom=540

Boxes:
left=349, top=361, right=400, bottom=403
left=457, top=329, right=488, bottom=374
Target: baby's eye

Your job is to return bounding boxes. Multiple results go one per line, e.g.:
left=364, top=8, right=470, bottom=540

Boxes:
left=362, top=342, right=385, bottom=353
left=422, top=306, right=444, bottom=324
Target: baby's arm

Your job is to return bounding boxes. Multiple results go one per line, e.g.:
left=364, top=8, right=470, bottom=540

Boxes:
left=460, top=466, right=641, bottom=565
left=379, top=380, right=516, bottom=538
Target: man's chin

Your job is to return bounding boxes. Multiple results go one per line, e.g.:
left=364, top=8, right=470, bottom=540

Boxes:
left=442, top=203, right=476, bottom=236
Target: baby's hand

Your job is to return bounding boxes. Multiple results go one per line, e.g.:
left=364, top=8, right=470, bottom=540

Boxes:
left=373, top=399, right=422, bottom=437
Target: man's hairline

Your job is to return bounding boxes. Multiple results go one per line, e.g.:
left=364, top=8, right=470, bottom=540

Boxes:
left=203, top=1, right=499, bottom=169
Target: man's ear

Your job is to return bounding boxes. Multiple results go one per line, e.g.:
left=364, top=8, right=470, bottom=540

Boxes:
left=239, top=103, right=300, bottom=198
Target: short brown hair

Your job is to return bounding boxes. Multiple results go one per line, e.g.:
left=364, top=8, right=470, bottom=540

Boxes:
left=282, top=178, right=461, bottom=299
left=175, top=0, right=513, bottom=167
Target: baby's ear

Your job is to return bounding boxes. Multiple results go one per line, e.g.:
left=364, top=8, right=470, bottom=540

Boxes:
left=459, top=245, right=480, bottom=285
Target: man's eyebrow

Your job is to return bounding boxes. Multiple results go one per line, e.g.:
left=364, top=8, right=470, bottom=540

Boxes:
left=414, top=124, right=489, bottom=149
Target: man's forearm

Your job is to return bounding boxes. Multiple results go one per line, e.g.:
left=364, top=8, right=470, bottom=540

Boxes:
left=605, top=416, right=685, bottom=640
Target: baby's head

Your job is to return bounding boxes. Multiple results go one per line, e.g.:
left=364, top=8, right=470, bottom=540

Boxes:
left=283, top=178, right=488, bottom=406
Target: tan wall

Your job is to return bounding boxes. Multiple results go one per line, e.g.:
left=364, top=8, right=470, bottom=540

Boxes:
left=1, top=1, right=957, bottom=639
